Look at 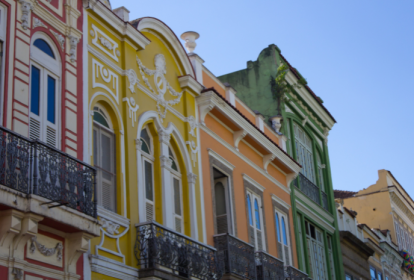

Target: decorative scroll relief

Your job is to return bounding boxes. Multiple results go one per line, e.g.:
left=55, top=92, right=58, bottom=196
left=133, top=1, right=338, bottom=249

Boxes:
left=123, top=97, right=139, bottom=127
left=12, top=268, right=23, bottom=280
left=33, top=18, right=46, bottom=28
left=136, top=54, right=183, bottom=122
left=68, top=35, right=79, bottom=62
left=92, top=59, right=119, bottom=104
left=185, top=116, right=198, bottom=137
left=18, top=0, right=32, bottom=30
left=51, top=30, right=65, bottom=50
left=96, top=217, right=129, bottom=264
left=91, top=24, right=119, bottom=62
left=186, top=140, right=199, bottom=167
left=26, top=235, right=63, bottom=267
left=126, top=69, right=139, bottom=93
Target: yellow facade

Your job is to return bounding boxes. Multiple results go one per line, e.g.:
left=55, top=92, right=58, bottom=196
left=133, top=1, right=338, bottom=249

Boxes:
left=85, top=2, right=205, bottom=279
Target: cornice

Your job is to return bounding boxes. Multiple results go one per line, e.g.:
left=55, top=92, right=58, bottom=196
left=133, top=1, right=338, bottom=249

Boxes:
left=197, top=90, right=301, bottom=175
left=296, top=191, right=334, bottom=223
left=272, top=194, right=291, bottom=210
left=296, top=199, right=335, bottom=233
left=178, top=75, right=203, bottom=96
left=242, top=173, right=265, bottom=192
left=285, top=71, right=335, bottom=129
left=390, top=189, right=414, bottom=229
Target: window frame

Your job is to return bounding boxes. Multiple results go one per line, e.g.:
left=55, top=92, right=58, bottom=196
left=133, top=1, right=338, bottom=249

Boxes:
left=140, top=126, right=155, bottom=221
left=305, top=221, right=329, bottom=280
left=0, top=3, right=7, bottom=126
left=293, top=122, right=316, bottom=183
left=246, top=190, right=266, bottom=251
left=29, top=33, right=61, bottom=148
left=275, top=208, right=292, bottom=265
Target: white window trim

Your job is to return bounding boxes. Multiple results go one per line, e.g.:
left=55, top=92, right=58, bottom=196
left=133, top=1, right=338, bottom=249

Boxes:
left=275, top=208, right=292, bottom=265
left=0, top=3, right=7, bottom=126
left=29, top=33, right=61, bottom=148
left=140, top=126, right=155, bottom=222
left=247, top=190, right=266, bottom=251
left=93, top=106, right=114, bottom=131
left=171, top=173, right=184, bottom=233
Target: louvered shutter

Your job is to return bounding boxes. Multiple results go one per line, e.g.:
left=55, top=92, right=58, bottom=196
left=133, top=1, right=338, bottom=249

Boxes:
left=29, top=118, right=41, bottom=140
left=277, top=241, right=283, bottom=260
left=249, top=225, right=255, bottom=247
left=284, top=245, right=290, bottom=265
left=257, top=229, right=263, bottom=251
left=173, top=177, right=183, bottom=233
left=144, top=160, right=154, bottom=221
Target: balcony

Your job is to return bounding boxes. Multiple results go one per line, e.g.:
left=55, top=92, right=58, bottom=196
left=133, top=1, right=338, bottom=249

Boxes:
left=214, top=233, right=256, bottom=280
left=135, top=221, right=222, bottom=280
left=295, top=173, right=329, bottom=212
left=255, top=251, right=284, bottom=280
left=285, top=265, right=309, bottom=280
left=0, top=126, right=97, bottom=217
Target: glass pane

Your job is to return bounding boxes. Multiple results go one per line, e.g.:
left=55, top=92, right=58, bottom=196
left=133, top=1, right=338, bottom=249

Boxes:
left=215, top=182, right=226, bottom=215
left=282, top=217, right=288, bottom=245
left=33, top=39, right=55, bottom=58
left=170, top=157, right=178, bottom=171
left=140, top=129, right=151, bottom=152
left=275, top=213, right=281, bottom=242
left=93, top=111, right=109, bottom=128
left=101, top=134, right=112, bottom=173
left=141, top=139, right=150, bottom=154
left=93, top=129, right=97, bottom=165
left=30, top=66, right=40, bottom=115
left=370, top=268, right=376, bottom=280
left=174, top=178, right=181, bottom=215
left=247, top=195, right=253, bottom=226
left=144, top=161, right=153, bottom=201
left=47, top=76, right=56, bottom=124
left=254, top=199, right=261, bottom=230
left=378, top=273, right=382, bottom=280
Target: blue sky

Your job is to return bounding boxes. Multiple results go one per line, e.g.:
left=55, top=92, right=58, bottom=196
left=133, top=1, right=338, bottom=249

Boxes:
left=114, top=0, right=414, bottom=196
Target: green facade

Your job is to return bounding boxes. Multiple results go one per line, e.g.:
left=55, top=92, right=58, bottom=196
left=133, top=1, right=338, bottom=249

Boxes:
left=218, top=44, right=344, bottom=280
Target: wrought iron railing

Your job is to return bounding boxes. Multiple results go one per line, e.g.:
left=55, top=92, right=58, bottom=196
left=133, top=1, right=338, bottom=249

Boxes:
left=255, top=251, right=284, bottom=280
left=135, top=221, right=221, bottom=280
left=0, top=126, right=97, bottom=217
left=296, top=173, right=320, bottom=205
left=321, top=191, right=328, bottom=211
left=285, top=265, right=308, bottom=280
left=214, top=233, right=256, bottom=280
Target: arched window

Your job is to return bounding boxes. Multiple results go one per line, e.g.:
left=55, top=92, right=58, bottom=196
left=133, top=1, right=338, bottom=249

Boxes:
left=93, top=105, right=116, bottom=212
left=293, top=123, right=315, bottom=183
left=29, top=34, right=60, bottom=148
left=275, top=209, right=291, bottom=265
left=247, top=194, right=253, bottom=226
left=247, top=190, right=265, bottom=251
left=169, top=143, right=183, bottom=233
left=215, top=182, right=227, bottom=234
left=140, top=126, right=154, bottom=221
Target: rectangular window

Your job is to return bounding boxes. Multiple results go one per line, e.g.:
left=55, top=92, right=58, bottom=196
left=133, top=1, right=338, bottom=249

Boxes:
left=30, top=66, right=41, bottom=116
left=345, top=275, right=352, bottom=280
left=370, top=267, right=376, bottom=280
left=306, top=222, right=328, bottom=280
left=275, top=209, right=291, bottom=265
left=0, top=5, right=7, bottom=126
left=143, top=158, right=154, bottom=222
left=247, top=190, right=265, bottom=251
left=173, top=177, right=183, bottom=233
left=213, top=168, right=232, bottom=235
left=377, top=272, right=383, bottom=280
left=47, top=75, right=56, bottom=124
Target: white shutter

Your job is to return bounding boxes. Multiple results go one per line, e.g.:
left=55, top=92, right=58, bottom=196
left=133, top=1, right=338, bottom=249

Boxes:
left=29, top=118, right=41, bottom=140
left=146, top=202, right=154, bottom=221
left=46, top=126, right=57, bottom=147
left=173, top=177, right=183, bottom=233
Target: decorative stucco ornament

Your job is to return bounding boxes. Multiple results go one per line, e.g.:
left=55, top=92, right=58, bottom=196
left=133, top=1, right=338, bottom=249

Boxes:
left=187, top=172, right=197, bottom=184
left=12, top=268, right=23, bottom=280
left=136, top=54, right=183, bottom=122
left=126, top=69, right=139, bottom=93
left=29, top=236, right=63, bottom=261
left=51, top=30, right=65, bottom=50
left=269, top=115, right=283, bottom=134
left=68, top=35, right=79, bottom=62
left=160, top=155, right=173, bottom=169
left=123, top=97, right=139, bottom=127
left=33, top=18, right=47, bottom=28
left=99, top=37, right=113, bottom=50
left=186, top=140, right=199, bottom=167
left=18, top=0, right=32, bottom=30
left=180, top=31, right=200, bottom=53
left=100, top=218, right=120, bottom=235
left=185, top=116, right=198, bottom=137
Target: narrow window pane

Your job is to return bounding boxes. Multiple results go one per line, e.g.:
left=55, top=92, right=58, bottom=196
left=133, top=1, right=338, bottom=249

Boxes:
left=254, top=199, right=261, bottom=230
left=247, top=195, right=253, bottom=226
left=215, top=182, right=226, bottom=215
left=30, top=66, right=40, bottom=115
left=144, top=161, right=153, bottom=201
left=93, top=129, right=97, bottom=165
left=94, top=111, right=109, bottom=128
left=174, top=178, right=181, bottom=215
left=34, top=39, right=55, bottom=58
left=47, top=76, right=56, bottom=123
left=140, top=129, right=151, bottom=152
left=282, top=217, right=288, bottom=245
left=275, top=213, right=281, bottom=242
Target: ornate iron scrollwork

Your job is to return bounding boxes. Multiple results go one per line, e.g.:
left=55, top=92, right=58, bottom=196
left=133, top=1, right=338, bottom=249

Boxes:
left=255, top=251, right=284, bottom=280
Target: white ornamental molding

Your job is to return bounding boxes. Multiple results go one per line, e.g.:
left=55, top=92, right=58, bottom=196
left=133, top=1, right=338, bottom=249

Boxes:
left=18, top=0, right=32, bottom=30
left=12, top=268, right=23, bottom=280
left=123, top=97, right=139, bottom=127
left=126, top=69, right=139, bottom=93
left=158, top=130, right=171, bottom=144
left=92, top=59, right=119, bottom=104
left=51, top=30, right=65, bottom=50
left=97, top=217, right=129, bottom=264
left=68, top=35, right=79, bottom=62
left=29, top=236, right=63, bottom=261
left=91, top=24, right=119, bottom=62
left=136, top=54, right=183, bottom=122
left=187, top=173, right=197, bottom=184
left=186, top=140, right=199, bottom=167
left=185, top=116, right=198, bottom=137
left=33, top=17, right=47, bottom=28
left=160, top=155, right=173, bottom=169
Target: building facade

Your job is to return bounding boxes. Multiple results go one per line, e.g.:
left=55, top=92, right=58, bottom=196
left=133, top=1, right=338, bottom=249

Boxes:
left=0, top=0, right=100, bottom=280
left=338, top=169, right=414, bottom=279
left=218, top=44, right=344, bottom=280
